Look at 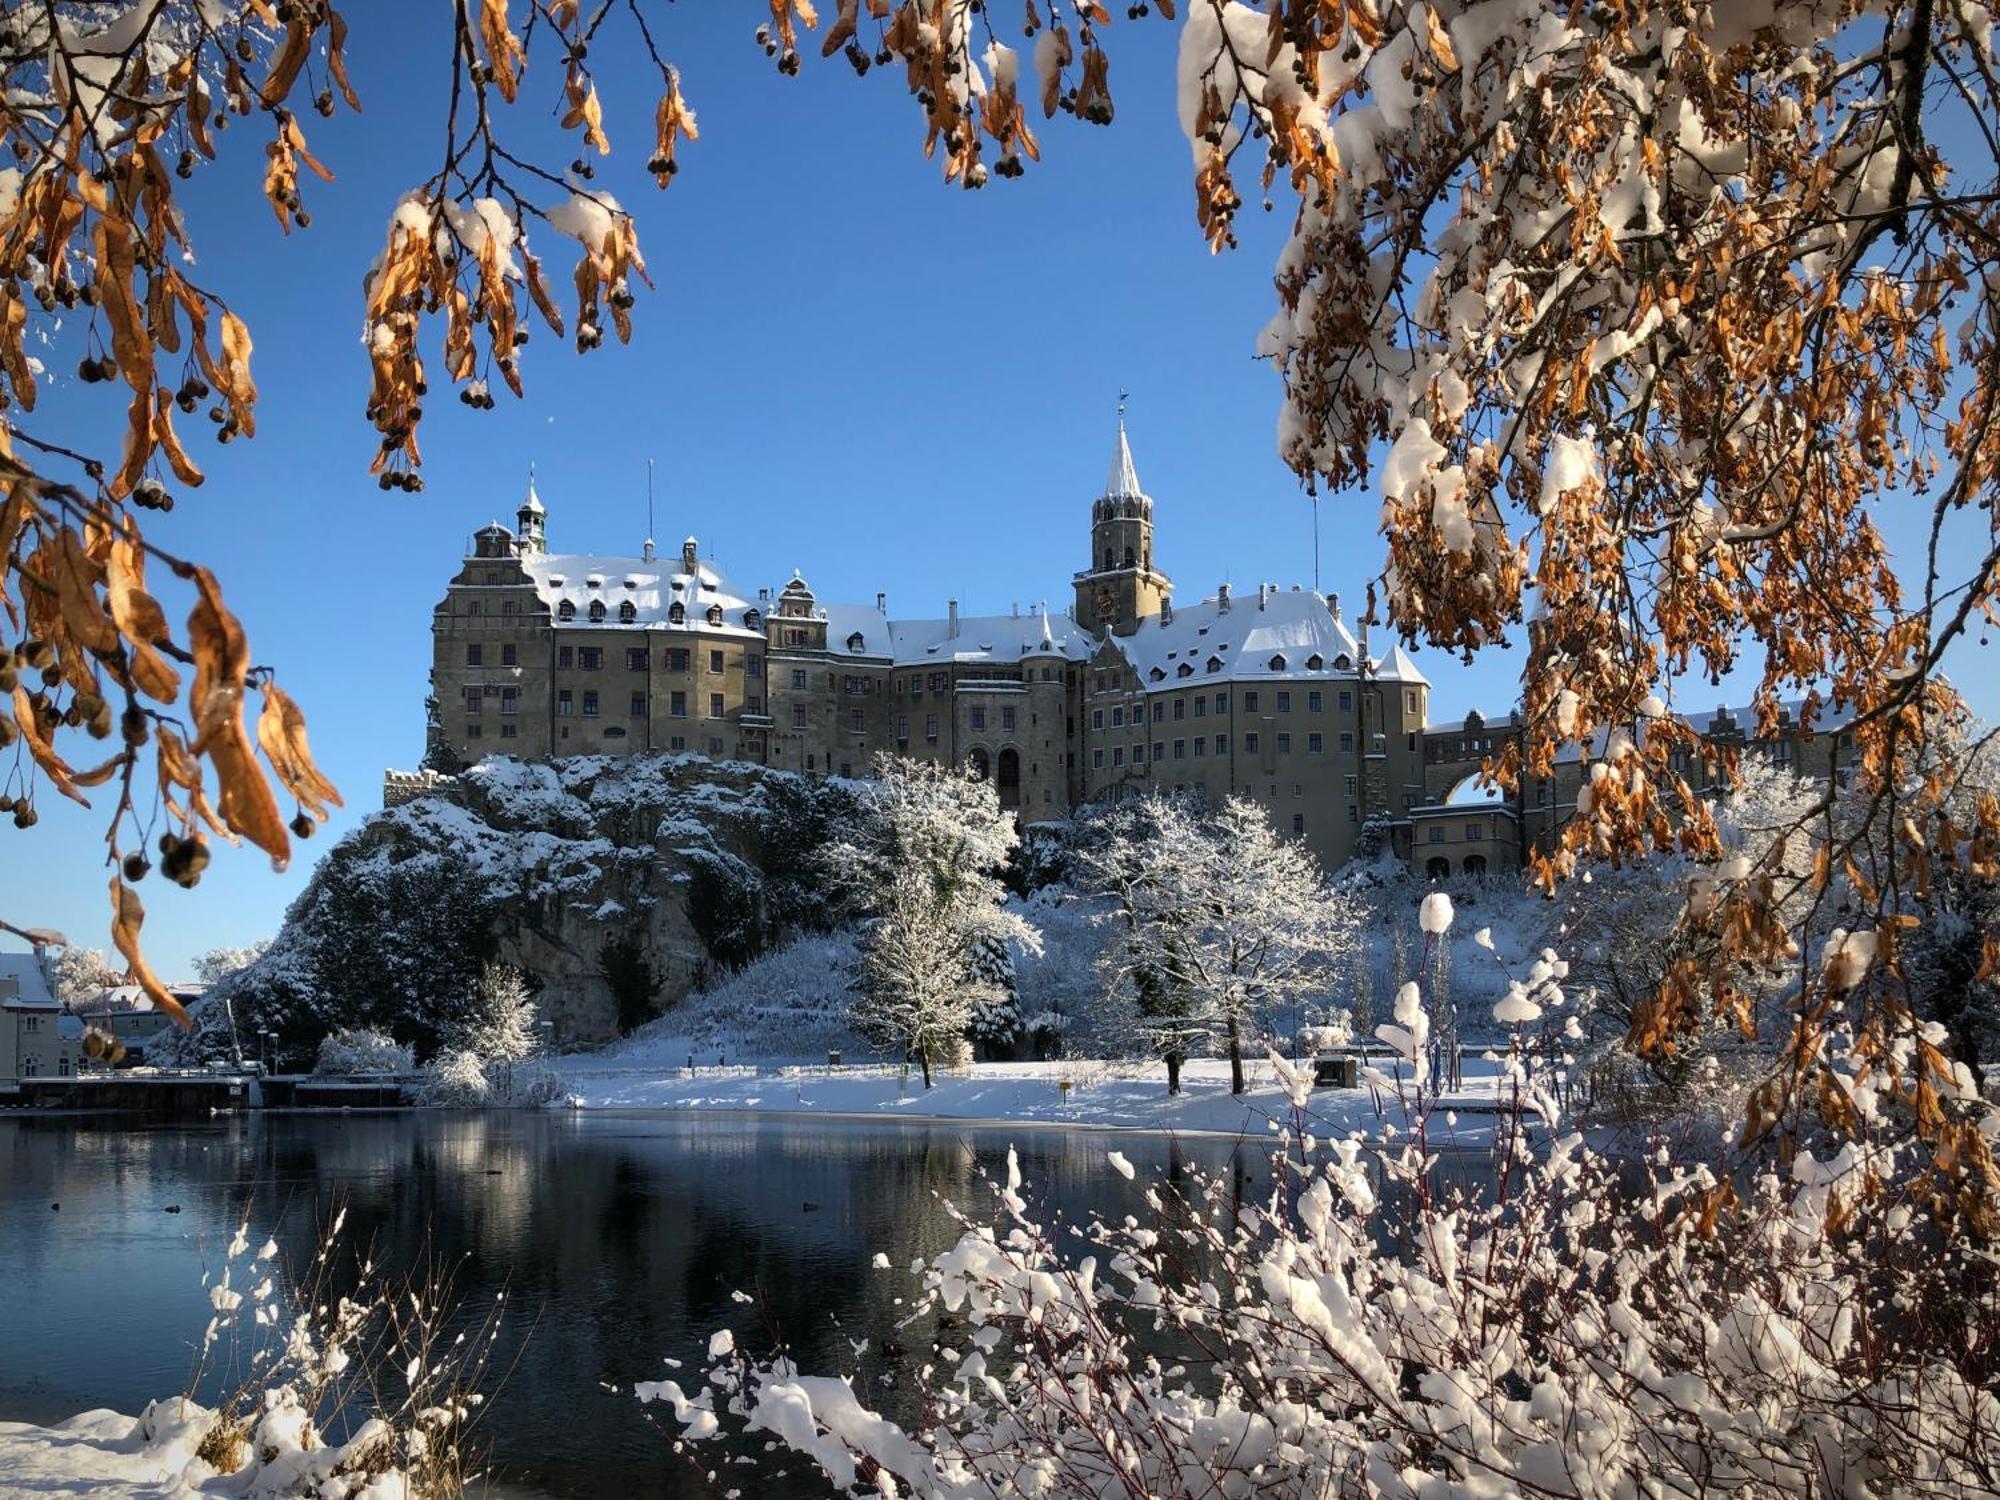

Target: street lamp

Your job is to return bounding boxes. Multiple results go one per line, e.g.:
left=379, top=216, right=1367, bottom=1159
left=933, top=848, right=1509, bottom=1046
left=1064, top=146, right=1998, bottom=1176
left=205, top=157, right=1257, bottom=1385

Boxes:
left=260, top=1028, right=276, bottom=1074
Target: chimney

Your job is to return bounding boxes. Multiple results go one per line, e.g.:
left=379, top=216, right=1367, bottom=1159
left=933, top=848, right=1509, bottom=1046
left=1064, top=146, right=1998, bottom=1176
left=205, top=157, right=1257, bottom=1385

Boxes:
left=1258, top=583, right=1270, bottom=610
left=947, top=598, right=960, bottom=638
left=876, top=590, right=886, bottom=613
left=1329, top=592, right=1341, bottom=621
left=1218, top=582, right=1232, bottom=614
left=642, top=538, right=656, bottom=563
left=681, top=536, right=699, bottom=574
left=1011, top=601, right=1019, bottom=618
left=1160, top=595, right=1173, bottom=626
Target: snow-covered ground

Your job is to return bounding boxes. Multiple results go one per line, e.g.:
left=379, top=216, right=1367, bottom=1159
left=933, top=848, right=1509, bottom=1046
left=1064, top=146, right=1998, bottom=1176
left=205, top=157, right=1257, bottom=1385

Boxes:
left=549, top=1052, right=1522, bottom=1142
left=0, top=1401, right=408, bottom=1499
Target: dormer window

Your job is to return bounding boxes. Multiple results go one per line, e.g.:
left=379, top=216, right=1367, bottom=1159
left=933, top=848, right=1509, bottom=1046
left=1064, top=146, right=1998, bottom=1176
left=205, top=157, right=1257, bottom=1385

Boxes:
left=1334, top=653, right=1351, bottom=671
left=1206, top=656, right=1223, bottom=674
left=588, top=600, right=606, bottom=623
left=1306, top=654, right=1323, bottom=671
left=557, top=600, right=575, bottom=621
left=1268, top=654, right=1287, bottom=672
left=1176, top=663, right=1194, bottom=679
left=668, top=602, right=685, bottom=625
left=706, top=604, right=724, bottom=626
left=586, top=574, right=603, bottom=589
left=744, top=608, right=761, bottom=630
left=847, top=632, right=866, bottom=652
left=1148, top=667, right=1165, bottom=682
left=618, top=600, right=637, bottom=623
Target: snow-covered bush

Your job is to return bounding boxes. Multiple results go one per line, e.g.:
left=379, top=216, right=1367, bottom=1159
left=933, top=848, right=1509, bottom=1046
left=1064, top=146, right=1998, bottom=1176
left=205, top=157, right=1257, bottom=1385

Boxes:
left=607, top=931, right=874, bottom=1066
left=423, top=1047, right=492, bottom=1107
left=311, top=1028, right=413, bottom=1076
left=673, top=897, right=2000, bottom=1497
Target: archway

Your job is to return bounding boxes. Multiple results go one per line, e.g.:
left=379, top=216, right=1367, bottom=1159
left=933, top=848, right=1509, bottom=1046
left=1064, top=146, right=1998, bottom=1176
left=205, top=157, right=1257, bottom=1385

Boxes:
left=1425, top=857, right=1451, bottom=882
left=967, top=747, right=991, bottom=780
left=996, top=747, right=1022, bottom=810
left=1461, top=853, right=1488, bottom=879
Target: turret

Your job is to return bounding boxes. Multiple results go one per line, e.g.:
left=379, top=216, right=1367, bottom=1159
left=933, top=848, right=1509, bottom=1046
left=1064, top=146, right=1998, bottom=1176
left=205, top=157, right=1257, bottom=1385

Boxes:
left=515, top=468, right=546, bottom=556
left=1073, top=399, right=1172, bottom=638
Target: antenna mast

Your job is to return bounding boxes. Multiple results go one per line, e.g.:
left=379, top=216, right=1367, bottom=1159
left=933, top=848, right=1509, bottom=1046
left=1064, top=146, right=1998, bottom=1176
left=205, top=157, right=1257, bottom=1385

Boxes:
left=647, top=458, right=656, bottom=542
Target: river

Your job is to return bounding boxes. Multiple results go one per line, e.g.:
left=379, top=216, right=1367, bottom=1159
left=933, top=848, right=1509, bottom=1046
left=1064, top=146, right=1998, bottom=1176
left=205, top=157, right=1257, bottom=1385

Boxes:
left=0, top=1109, right=1283, bottom=1498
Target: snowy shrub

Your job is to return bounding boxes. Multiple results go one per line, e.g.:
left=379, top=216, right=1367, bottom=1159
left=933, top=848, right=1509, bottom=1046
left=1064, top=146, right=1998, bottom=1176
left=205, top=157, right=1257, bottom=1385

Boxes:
left=423, top=1048, right=492, bottom=1107
left=312, top=1028, right=413, bottom=1076
left=676, top=897, right=2000, bottom=1498
left=608, top=931, right=874, bottom=1066
left=452, top=963, right=540, bottom=1064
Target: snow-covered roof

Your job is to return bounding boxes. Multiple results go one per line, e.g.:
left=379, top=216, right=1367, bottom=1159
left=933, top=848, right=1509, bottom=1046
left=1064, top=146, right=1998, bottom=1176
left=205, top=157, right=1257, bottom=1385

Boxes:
left=1105, top=417, right=1144, bottom=499
left=1444, top=773, right=1507, bottom=807
left=1373, top=643, right=1429, bottom=687
left=525, top=552, right=764, bottom=637
left=887, top=608, right=1094, bottom=666
left=0, top=952, right=57, bottom=1011
left=1111, top=588, right=1366, bottom=686
left=1553, top=700, right=1854, bottom=764
left=820, top=601, right=892, bottom=659
left=519, top=476, right=544, bottom=515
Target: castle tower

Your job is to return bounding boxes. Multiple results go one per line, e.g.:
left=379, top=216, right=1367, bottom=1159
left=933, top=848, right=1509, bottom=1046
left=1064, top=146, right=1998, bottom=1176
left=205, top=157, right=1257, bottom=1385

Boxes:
left=515, top=468, right=546, bottom=557
left=1073, top=406, right=1171, bottom=637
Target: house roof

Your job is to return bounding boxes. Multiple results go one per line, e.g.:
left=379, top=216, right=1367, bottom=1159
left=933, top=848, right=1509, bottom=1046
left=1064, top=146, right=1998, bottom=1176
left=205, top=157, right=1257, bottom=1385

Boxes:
left=0, top=952, right=58, bottom=1011
left=886, top=608, right=1095, bottom=666
left=524, top=552, right=765, bottom=637
left=1110, top=588, right=1367, bottom=686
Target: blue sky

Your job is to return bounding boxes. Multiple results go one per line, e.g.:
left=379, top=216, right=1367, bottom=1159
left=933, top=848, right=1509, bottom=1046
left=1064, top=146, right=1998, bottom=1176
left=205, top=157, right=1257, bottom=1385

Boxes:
left=3, top=9, right=1991, bottom=975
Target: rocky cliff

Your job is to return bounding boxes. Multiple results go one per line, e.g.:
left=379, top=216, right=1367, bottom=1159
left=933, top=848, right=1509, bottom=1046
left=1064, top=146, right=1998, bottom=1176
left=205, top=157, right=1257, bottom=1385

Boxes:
left=171, top=755, right=860, bottom=1064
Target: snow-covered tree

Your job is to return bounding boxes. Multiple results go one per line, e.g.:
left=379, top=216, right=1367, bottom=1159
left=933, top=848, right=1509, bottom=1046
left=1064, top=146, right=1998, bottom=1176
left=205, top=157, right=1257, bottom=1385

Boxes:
left=193, top=942, right=270, bottom=987
left=313, top=1029, right=414, bottom=1077
left=453, top=963, right=540, bottom=1066
left=830, top=757, right=1039, bottom=1087
left=1080, top=793, right=1355, bottom=1095
left=46, top=946, right=120, bottom=1007
left=964, top=933, right=1023, bottom=1058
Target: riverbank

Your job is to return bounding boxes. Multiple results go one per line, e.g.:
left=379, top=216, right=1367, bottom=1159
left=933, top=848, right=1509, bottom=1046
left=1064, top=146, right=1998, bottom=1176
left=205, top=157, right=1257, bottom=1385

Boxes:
left=547, top=1054, right=1521, bottom=1142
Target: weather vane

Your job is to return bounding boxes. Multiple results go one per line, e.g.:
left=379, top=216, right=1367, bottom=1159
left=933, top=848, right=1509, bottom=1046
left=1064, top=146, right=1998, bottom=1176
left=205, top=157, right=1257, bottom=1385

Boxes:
left=1117, top=388, right=1128, bottom=418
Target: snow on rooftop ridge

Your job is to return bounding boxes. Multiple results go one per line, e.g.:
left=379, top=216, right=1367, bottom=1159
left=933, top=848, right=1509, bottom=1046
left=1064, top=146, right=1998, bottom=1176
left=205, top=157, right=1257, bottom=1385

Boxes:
left=0, top=951, right=58, bottom=1011
left=1113, top=587, right=1365, bottom=684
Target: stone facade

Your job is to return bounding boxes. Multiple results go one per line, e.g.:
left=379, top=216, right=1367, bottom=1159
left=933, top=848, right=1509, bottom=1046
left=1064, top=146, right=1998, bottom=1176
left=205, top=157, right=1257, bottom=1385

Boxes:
left=414, top=420, right=1853, bottom=879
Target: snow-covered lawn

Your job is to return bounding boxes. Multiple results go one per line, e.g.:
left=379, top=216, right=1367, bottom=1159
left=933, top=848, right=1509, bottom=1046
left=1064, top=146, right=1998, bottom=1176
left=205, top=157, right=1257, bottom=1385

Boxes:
left=549, top=1052, right=1522, bottom=1142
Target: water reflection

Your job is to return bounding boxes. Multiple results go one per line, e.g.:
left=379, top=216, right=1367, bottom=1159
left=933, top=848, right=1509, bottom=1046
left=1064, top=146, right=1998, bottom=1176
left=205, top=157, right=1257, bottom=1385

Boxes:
left=0, top=1112, right=1269, bottom=1498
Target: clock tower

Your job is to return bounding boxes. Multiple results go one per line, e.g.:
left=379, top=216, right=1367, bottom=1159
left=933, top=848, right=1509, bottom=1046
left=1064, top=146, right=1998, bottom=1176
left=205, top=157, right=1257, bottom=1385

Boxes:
left=1073, top=405, right=1171, bottom=637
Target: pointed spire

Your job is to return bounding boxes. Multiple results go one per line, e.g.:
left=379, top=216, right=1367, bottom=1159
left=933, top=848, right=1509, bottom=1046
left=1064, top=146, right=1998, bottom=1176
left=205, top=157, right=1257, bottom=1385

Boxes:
left=520, top=460, right=544, bottom=515
left=1105, top=391, right=1143, bottom=499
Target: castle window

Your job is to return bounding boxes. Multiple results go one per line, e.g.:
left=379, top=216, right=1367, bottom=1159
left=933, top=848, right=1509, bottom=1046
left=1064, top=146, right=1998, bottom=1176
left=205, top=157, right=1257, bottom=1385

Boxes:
left=1340, top=731, right=1355, bottom=751
left=1334, top=653, right=1350, bottom=671
left=747, top=653, right=763, bottom=679
left=558, top=645, right=573, bottom=668
left=1345, top=775, right=1357, bottom=796
left=1269, top=654, right=1287, bottom=672
left=849, top=708, right=864, bottom=732
left=500, top=723, right=517, bottom=739
left=1172, top=699, right=1185, bottom=721
left=847, top=632, right=865, bottom=652
left=485, top=570, right=499, bottom=585
left=972, top=707, right=987, bottom=731
left=1123, top=547, right=1135, bottom=567
left=1193, top=737, right=1206, bottom=757
left=1148, top=667, right=1164, bottom=682
left=582, top=690, right=599, bottom=717
left=667, top=648, right=690, bottom=672
left=670, top=602, right=686, bottom=624
left=1192, top=698, right=1205, bottom=719
left=1103, top=549, right=1113, bottom=569
left=499, top=688, right=518, bottom=715
left=466, top=644, right=483, bottom=666
left=466, top=723, right=482, bottom=738
left=707, top=605, right=724, bottom=626
left=896, top=715, right=909, bottom=742
left=791, top=669, right=807, bottom=690
left=1339, top=689, right=1353, bottom=711
left=1306, top=654, right=1322, bottom=671
left=792, top=704, right=808, bottom=728
left=1308, top=732, right=1324, bottom=753
left=1277, top=691, right=1292, bottom=713
left=630, top=693, right=647, bottom=719
left=1113, top=746, right=1125, bottom=767
left=1214, top=692, right=1228, bottom=713
left=558, top=690, right=573, bottom=716
left=1176, top=663, right=1193, bottom=679
left=1406, top=690, right=1418, bottom=714
left=670, top=691, right=687, bottom=717
left=580, top=647, right=602, bottom=670
left=1466, top=821, right=1485, bottom=840
left=588, top=600, right=606, bottom=622
left=1277, top=732, right=1292, bottom=754
left=464, top=687, right=483, bottom=714
left=1293, top=813, right=1306, bottom=836
left=502, top=644, right=517, bottom=667
left=1244, top=691, right=1259, bottom=712
left=1173, top=739, right=1186, bottom=760
left=603, top=726, right=626, bottom=740
left=619, top=601, right=637, bottom=624
left=627, top=648, right=648, bottom=671
left=1154, top=741, right=1166, bottom=761
left=1245, top=732, right=1260, bottom=753
left=558, top=600, right=575, bottom=621
left=1308, top=690, right=1322, bottom=713
left=710, top=649, right=725, bottom=673
left=502, top=600, right=516, bottom=616
left=709, top=692, right=724, bottom=718
left=1205, top=657, right=1222, bottom=674
left=1001, top=706, right=1016, bottom=731
left=1092, top=748, right=1104, bottom=769
left=745, top=609, right=761, bottom=629
left=1092, top=709, right=1103, bottom=730
left=467, top=600, right=483, bottom=617
left=926, top=714, right=939, bottom=740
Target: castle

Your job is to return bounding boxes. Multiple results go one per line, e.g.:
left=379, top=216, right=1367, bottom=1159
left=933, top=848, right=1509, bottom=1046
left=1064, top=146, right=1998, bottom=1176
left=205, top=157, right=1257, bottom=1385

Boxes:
left=417, top=418, right=1850, bottom=879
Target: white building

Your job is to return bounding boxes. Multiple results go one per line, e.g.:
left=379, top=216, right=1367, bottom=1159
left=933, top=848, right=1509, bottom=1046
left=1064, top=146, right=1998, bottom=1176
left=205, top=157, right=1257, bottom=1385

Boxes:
left=0, top=950, right=78, bottom=1087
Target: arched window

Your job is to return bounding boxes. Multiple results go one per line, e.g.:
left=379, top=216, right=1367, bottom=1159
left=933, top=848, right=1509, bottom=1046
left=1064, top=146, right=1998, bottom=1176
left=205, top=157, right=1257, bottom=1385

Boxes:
left=967, top=747, right=991, bottom=780
left=1103, top=549, right=1114, bottom=569
left=588, top=600, right=606, bottom=622
left=557, top=600, right=575, bottom=621
left=1268, top=654, right=1287, bottom=672
left=1462, top=853, right=1489, bottom=879
left=1426, top=857, right=1451, bottom=882
left=996, top=747, right=1021, bottom=810
left=706, top=604, right=724, bottom=626
left=669, top=601, right=685, bottom=625
left=1123, top=546, right=1135, bottom=567
left=618, top=600, right=636, bottom=623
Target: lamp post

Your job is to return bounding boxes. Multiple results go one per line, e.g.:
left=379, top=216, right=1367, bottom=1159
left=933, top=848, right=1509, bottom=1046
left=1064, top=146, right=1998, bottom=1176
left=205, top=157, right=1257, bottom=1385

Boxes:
left=260, top=1029, right=275, bottom=1074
